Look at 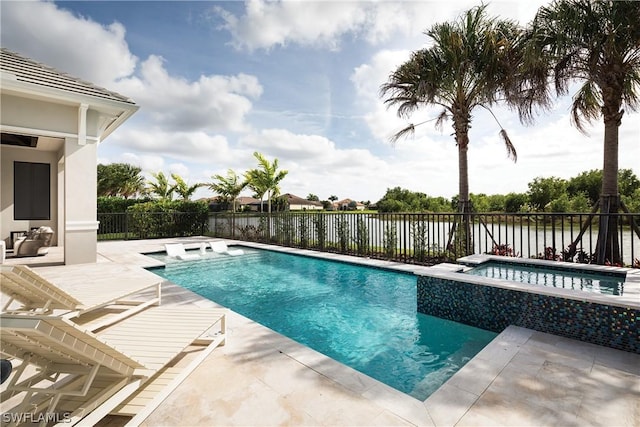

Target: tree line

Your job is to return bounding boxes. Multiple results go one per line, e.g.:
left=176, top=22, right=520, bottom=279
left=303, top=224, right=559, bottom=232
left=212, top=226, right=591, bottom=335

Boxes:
left=99, top=159, right=639, bottom=214
left=376, top=169, right=640, bottom=213
left=97, top=152, right=289, bottom=212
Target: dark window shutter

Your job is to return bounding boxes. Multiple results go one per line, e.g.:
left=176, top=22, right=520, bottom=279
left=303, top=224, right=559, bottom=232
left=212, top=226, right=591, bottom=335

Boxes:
left=14, top=161, right=50, bottom=220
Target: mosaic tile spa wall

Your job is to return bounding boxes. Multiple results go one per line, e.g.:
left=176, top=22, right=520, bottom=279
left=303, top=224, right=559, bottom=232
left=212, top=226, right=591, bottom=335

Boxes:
left=417, top=275, right=638, bottom=354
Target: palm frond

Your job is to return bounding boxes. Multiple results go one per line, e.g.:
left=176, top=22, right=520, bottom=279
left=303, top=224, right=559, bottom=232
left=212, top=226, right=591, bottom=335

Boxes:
left=499, top=129, right=517, bottom=163
left=434, top=110, right=449, bottom=132
left=390, top=124, right=416, bottom=144
left=571, top=81, right=602, bottom=133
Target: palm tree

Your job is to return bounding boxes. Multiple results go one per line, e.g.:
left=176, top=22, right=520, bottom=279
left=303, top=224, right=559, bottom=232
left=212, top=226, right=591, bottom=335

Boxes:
left=380, top=5, right=521, bottom=255
left=171, top=173, right=202, bottom=201
left=208, top=169, right=247, bottom=212
left=147, top=172, right=174, bottom=201
left=97, top=163, right=146, bottom=198
left=244, top=152, right=288, bottom=214
left=518, top=0, right=640, bottom=264
left=121, top=176, right=147, bottom=199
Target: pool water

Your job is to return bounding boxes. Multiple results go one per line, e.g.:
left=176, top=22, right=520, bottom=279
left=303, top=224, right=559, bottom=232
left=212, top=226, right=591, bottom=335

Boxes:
left=465, top=261, right=625, bottom=295
left=150, top=248, right=497, bottom=400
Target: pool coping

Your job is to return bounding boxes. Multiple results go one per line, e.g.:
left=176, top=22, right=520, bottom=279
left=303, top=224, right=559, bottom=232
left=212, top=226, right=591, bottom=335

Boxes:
left=117, top=238, right=639, bottom=425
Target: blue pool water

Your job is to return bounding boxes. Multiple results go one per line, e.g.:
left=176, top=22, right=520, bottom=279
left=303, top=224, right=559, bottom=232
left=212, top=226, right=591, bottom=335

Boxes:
left=465, top=262, right=625, bottom=295
left=150, top=248, right=497, bottom=400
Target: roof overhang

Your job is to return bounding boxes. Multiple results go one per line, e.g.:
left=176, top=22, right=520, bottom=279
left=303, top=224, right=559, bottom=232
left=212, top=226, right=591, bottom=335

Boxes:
left=1, top=71, right=139, bottom=142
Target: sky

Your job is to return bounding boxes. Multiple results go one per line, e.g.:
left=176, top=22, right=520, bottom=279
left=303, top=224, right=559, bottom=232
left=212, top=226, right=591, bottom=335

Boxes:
left=2, top=0, right=638, bottom=204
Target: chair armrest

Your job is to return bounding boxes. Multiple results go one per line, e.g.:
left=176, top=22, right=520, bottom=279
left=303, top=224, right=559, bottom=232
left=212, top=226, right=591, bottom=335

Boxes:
left=15, top=239, right=44, bottom=256
left=13, top=237, right=26, bottom=255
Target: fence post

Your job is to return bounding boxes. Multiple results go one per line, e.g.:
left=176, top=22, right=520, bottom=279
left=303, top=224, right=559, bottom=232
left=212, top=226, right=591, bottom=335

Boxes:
left=124, top=212, right=129, bottom=240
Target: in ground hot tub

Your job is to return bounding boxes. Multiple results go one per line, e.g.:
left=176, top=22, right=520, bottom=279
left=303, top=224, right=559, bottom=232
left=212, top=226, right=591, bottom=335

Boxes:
left=417, top=255, right=640, bottom=354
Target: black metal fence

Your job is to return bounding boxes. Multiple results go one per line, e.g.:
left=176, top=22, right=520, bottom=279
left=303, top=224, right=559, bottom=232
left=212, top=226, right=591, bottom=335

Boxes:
left=96, top=211, right=639, bottom=267
left=207, top=212, right=640, bottom=267
left=97, top=211, right=207, bottom=240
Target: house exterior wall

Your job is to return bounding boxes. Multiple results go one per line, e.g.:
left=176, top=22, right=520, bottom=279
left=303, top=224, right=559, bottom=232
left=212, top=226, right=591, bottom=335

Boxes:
left=64, top=138, right=98, bottom=264
left=1, top=94, right=78, bottom=135
left=0, top=145, right=59, bottom=248
left=289, top=203, right=323, bottom=211
left=1, top=94, right=116, bottom=264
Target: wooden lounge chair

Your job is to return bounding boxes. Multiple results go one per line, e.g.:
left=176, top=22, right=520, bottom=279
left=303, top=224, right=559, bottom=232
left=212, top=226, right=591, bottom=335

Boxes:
left=1, top=265, right=162, bottom=331
left=209, top=241, right=244, bottom=256
left=0, top=306, right=226, bottom=426
left=164, top=243, right=200, bottom=260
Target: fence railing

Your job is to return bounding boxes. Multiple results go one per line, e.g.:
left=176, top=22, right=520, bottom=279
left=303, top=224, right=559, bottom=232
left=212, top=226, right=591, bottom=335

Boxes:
left=97, top=211, right=207, bottom=241
left=96, top=211, right=640, bottom=267
left=207, top=211, right=640, bottom=267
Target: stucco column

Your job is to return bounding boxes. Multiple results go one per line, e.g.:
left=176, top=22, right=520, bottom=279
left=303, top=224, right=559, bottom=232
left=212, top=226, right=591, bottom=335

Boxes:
left=64, top=136, right=98, bottom=264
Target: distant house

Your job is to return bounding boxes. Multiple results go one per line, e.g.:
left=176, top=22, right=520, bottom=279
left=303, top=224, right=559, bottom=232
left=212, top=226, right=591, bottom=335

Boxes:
left=335, top=198, right=365, bottom=211
left=202, top=196, right=262, bottom=212
left=283, top=193, right=323, bottom=211
left=199, top=196, right=224, bottom=212
left=236, top=196, right=261, bottom=212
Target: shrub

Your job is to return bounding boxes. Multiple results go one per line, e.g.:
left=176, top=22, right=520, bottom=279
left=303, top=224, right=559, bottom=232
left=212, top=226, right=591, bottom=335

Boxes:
left=126, top=200, right=208, bottom=238
left=353, top=218, right=369, bottom=255
left=411, top=219, right=428, bottom=262
left=383, top=223, right=397, bottom=259
left=275, top=216, right=295, bottom=245
left=299, top=215, right=310, bottom=249
left=490, top=244, right=518, bottom=257
left=98, top=196, right=149, bottom=213
left=313, top=214, right=327, bottom=250
left=337, top=217, right=349, bottom=252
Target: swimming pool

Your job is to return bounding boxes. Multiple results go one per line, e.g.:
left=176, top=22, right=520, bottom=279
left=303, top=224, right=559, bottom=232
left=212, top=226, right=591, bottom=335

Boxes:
left=149, top=247, right=497, bottom=400
left=464, top=261, right=625, bottom=295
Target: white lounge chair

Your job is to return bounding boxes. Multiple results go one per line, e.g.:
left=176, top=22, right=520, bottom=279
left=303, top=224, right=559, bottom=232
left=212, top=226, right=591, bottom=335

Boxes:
left=1, top=265, right=162, bottom=331
left=0, top=306, right=226, bottom=426
left=209, top=241, right=244, bottom=256
left=199, top=242, right=208, bottom=255
left=164, top=243, right=200, bottom=260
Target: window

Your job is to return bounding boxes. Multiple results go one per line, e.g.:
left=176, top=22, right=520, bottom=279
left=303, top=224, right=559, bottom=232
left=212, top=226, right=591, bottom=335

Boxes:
left=14, top=161, right=50, bottom=220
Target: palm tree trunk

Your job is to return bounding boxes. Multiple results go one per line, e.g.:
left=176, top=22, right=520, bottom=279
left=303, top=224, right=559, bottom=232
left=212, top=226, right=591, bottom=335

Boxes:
left=266, top=191, right=272, bottom=240
left=458, top=140, right=470, bottom=209
left=452, top=113, right=473, bottom=256
left=231, top=198, right=236, bottom=239
left=453, top=109, right=471, bottom=207
left=596, top=109, right=622, bottom=264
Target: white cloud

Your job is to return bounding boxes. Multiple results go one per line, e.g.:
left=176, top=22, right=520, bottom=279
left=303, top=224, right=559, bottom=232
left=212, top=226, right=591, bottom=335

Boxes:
left=108, top=128, right=234, bottom=166
left=1, top=1, right=137, bottom=87
left=215, top=0, right=368, bottom=51
left=239, top=128, right=386, bottom=169
left=215, top=0, right=552, bottom=52
left=215, top=0, right=454, bottom=51
left=114, top=55, right=262, bottom=133
left=119, top=153, right=166, bottom=172
left=233, top=128, right=393, bottom=200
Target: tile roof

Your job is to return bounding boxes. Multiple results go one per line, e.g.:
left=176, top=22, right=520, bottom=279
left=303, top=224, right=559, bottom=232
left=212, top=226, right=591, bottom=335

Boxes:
left=0, top=48, right=135, bottom=104
left=284, top=193, right=323, bottom=206
left=236, top=196, right=261, bottom=205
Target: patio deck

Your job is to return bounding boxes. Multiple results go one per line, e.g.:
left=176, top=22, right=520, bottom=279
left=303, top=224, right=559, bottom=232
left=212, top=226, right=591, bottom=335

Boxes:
left=2, top=237, right=638, bottom=426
